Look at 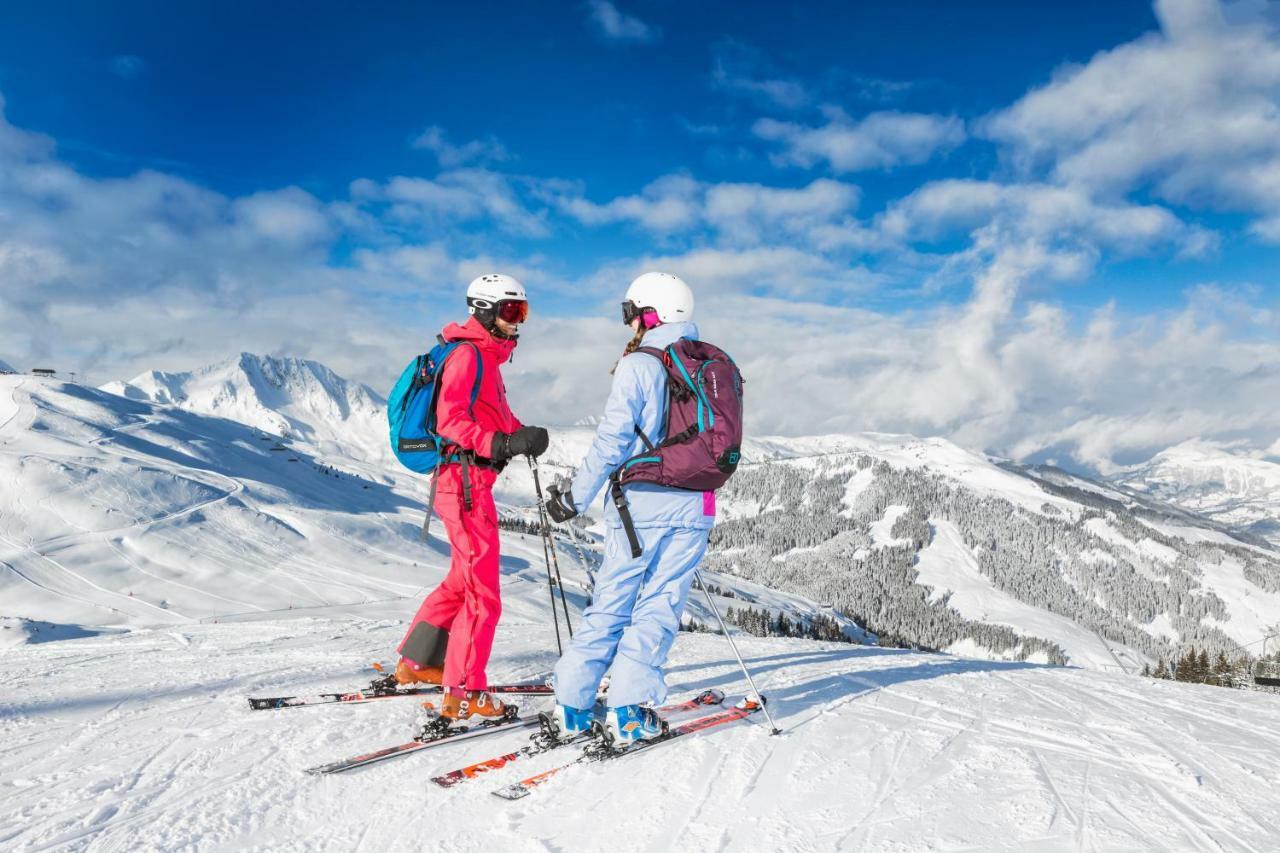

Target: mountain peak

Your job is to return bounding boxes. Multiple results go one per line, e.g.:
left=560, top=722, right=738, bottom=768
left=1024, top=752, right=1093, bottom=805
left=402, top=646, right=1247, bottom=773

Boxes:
left=102, top=352, right=390, bottom=463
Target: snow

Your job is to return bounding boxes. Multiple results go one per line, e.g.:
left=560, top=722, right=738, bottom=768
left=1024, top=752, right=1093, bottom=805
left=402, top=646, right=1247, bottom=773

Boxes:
left=1146, top=520, right=1277, bottom=555
left=1195, top=555, right=1280, bottom=646
left=869, top=504, right=910, bottom=547
left=0, top=376, right=834, bottom=638
left=915, top=520, right=1136, bottom=670
left=5, top=369, right=1280, bottom=848
left=1115, top=440, right=1280, bottom=548
left=1143, top=613, right=1179, bottom=643
left=1138, top=537, right=1180, bottom=565
left=749, top=433, right=1079, bottom=516
left=840, top=464, right=875, bottom=515
left=3, top=622, right=1280, bottom=850
left=101, top=353, right=391, bottom=466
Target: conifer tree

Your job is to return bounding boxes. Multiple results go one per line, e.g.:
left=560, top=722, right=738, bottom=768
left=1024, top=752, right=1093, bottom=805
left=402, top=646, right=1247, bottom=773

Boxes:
left=1212, top=651, right=1231, bottom=686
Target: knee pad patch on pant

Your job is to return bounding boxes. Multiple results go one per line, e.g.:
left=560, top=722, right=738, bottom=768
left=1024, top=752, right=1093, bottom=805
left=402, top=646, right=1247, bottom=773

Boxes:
left=401, top=621, right=449, bottom=668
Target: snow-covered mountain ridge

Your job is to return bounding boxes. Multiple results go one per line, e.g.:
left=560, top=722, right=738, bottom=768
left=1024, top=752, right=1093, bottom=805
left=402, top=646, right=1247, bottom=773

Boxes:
left=1112, top=439, right=1280, bottom=548
left=705, top=434, right=1280, bottom=671
left=102, top=352, right=391, bottom=465
left=19, top=353, right=1280, bottom=675
left=0, top=373, right=850, bottom=642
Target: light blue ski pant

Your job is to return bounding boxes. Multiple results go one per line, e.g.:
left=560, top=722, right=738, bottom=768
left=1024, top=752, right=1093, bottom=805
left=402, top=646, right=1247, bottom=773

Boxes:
left=554, top=524, right=709, bottom=710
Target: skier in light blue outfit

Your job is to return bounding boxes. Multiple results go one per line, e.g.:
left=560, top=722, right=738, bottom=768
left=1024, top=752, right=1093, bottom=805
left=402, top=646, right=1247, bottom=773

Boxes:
left=544, top=272, right=714, bottom=745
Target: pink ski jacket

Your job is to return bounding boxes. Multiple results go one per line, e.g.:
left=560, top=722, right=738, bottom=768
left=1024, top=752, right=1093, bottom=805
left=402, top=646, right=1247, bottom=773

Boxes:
left=434, top=317, right=522, bottom=493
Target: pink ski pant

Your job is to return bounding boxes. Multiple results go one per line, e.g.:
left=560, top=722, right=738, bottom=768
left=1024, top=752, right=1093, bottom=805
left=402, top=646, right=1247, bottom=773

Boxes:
left=399, top=485, right=501, bottom=690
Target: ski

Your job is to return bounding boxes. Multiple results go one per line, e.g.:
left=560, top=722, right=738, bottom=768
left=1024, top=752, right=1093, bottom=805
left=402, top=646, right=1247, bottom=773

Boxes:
left=491, top=697, right=764, bottom=800
left=248, top=672, right=553, bottom=711
left=430, top=688, right=725, bottom=789
left=304, top=709, right=537, bottom=775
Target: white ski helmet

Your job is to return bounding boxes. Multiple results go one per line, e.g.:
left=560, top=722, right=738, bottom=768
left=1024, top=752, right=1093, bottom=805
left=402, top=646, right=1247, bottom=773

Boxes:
left=466, top=273, right=526, bottom=308
left=623, top=272, right=694, bottom=324
left=466, top=273, right=528, bottom=338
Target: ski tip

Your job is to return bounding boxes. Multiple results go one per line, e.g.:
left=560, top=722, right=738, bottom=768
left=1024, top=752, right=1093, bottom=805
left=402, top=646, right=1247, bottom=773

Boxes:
left=371, top=662, right=386, bottom=673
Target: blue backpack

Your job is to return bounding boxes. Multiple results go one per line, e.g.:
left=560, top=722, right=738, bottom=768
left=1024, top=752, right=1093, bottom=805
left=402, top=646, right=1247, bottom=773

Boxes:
left=387, top=339, right=482, bottom=473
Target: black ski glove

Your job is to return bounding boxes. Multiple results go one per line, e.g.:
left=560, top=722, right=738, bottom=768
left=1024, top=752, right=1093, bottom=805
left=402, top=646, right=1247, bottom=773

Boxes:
left=546, top=485, right=578, bottom=523
left=492, top=426, right=550, bottom=460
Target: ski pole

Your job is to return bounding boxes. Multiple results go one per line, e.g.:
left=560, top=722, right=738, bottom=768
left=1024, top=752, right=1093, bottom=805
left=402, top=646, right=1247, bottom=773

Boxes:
left=694, top=568, right=783, bottom=735
left=560, top=508, right=597, bottom=593
left=532, top=456, right=574, bottom=636
left=419, top=461, right=443, bottom=543
left=529, top=456, right=574, bottom=641
left=524, top=460, right=563, bottom=655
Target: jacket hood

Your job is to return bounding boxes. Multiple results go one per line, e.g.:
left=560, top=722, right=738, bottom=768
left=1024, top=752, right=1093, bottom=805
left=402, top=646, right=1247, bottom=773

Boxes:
left=641, top=320, right=699, bottom=350
left=441, top=316, right=518, bottom=363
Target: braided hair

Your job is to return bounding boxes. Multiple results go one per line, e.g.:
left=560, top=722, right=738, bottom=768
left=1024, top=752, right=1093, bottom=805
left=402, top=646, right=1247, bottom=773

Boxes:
left=611, top=323, right=649, bottom=375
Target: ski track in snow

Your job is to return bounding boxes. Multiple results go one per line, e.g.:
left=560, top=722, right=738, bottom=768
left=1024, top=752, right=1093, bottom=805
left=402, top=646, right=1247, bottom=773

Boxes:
left=3, top=624, right=1280, bottom=852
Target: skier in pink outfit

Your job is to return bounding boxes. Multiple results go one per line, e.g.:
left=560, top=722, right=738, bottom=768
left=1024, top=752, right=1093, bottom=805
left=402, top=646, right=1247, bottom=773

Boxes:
left=395, top=274, right=549, bottom=722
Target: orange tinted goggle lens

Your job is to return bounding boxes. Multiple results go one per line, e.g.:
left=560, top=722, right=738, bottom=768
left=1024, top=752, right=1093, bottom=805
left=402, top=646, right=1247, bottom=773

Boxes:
left=497, top=300, right=528, bottom=323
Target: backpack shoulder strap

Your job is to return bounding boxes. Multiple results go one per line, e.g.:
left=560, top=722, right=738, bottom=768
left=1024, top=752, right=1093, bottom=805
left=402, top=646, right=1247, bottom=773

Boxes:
left=460, top=343, right=483, bottom=410
left=427, top=342, right=485, bottom=429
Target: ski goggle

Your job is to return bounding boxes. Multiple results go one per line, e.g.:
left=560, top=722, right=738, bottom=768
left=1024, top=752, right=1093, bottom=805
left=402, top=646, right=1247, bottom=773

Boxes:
left=496, top=299, right=529, bottom=324
left=621, top=300, right=662, bottom=328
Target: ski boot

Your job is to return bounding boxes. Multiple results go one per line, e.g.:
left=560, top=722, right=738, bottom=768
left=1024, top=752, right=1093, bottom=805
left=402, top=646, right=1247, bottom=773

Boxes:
left=540, top=703, right=595, bottom=744
left=601, top=704, right=667, bottom=748
left=440, top=690, right=514, bottom=723
left=394, top=658, right=444, bottom=686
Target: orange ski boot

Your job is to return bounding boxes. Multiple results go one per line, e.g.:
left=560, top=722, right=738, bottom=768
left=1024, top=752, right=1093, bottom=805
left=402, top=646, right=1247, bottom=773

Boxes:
left=395, top=659, right=444, bottom=686
left=440, top=690, right=513, bottom=722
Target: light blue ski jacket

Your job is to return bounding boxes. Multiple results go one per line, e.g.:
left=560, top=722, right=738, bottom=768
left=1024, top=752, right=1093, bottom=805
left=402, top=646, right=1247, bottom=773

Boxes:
left=570, top=320, right=714, bottom=531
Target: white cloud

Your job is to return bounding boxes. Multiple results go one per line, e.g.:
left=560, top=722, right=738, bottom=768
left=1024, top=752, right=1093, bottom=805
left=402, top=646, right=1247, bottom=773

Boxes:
left=585, top=0, right=659, bottom=43
left=880, top=179, right=1215, bottom=259
left=755, top=108, right=966, bottom=172
left=0, top=97, right=548, bottom=385
left=553, top=173, right=861, bottom=245
left=611, top=245, right=884, bottom=300
left=354, top=169, right=549, bottom=237
left=984, top=0, right=1280, bottom=241
left=232, top=188, right=333, bottom=245
left=712, top=59, right=809, bottom=109
left=555, top=173, right=703, bottom=232
left=412, top=125, right=509, bottom=168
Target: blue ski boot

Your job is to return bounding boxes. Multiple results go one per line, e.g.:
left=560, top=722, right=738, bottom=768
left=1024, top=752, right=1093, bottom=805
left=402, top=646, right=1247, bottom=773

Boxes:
left=545, top=703, right=595, bottom=743
left=604, top=704, right=667, bottom=747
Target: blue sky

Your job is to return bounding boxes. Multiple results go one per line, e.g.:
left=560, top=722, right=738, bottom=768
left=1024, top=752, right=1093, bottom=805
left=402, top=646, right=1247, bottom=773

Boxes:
left=2, top=0, right=1279, bottom=470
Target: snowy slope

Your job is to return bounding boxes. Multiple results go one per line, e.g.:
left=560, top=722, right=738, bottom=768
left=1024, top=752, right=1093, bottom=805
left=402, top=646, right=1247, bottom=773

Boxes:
left=709, top=438, right=1280, bottom=671
left=5, top=368, right=1280, bottom=849
left=0, top=375, right=848, bottom=640
left=0, top=357, right=15, bottom=373
left=3, top=618, right=1280, bottom=851
left=1114, top=440, right=1280, bottom=548
left=102, top=353, right=391, bottom=466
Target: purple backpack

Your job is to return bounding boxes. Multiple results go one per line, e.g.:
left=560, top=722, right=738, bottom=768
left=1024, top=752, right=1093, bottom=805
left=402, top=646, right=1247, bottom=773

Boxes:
left=609, top=338, right=744, bottom=556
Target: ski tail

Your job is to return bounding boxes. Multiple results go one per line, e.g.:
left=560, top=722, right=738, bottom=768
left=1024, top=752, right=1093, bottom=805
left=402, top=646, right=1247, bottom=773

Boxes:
left=431, top=688, right=725, bottom=789
left=491, top=695, right=762, bottom=800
